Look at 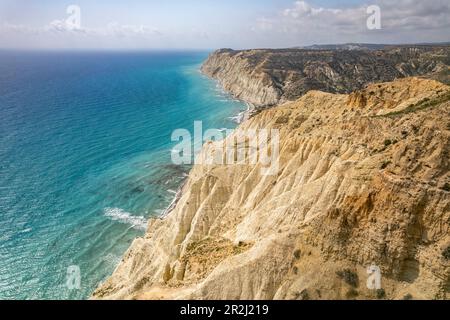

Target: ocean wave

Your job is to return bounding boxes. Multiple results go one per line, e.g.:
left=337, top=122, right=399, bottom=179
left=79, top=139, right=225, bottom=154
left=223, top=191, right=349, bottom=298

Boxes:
left=103, top=207, right=148, bottom=231
left=229, top=112, right=245, bottom=123
left=102, top=253, right=122, bottom=266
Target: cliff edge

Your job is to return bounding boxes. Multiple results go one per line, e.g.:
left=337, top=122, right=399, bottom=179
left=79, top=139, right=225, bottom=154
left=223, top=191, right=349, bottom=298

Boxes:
left=201, top=47, right=450, bottom=107
left=93, top=77, right=450, bottom=300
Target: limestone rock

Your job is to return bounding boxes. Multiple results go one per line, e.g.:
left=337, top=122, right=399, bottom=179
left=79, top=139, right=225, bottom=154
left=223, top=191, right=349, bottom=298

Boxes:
left=201, top=47, right=450, bottom=107
left=93, top=78, right=450, bottom=300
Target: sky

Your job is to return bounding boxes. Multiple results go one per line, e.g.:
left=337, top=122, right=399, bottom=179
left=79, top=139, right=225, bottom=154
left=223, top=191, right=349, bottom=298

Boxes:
left=0, top=0, right=449, bottom=49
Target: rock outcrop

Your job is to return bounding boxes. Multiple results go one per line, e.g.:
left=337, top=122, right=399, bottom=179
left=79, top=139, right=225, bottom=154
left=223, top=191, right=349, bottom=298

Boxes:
left=201, top=47, right=450, bottom=107
left=94, top=78, right=450, bottom=300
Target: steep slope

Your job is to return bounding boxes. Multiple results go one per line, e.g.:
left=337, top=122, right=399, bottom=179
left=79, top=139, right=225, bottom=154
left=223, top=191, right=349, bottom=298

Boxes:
left=201, top=47, right=450, bottom=107
left=93, top=78, right=450, bottom=300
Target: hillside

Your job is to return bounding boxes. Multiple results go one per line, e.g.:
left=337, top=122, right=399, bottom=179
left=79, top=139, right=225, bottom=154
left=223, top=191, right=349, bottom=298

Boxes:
left=93, top=77, right=450, bottom=300
left=201, top=46, right=450, bottom=107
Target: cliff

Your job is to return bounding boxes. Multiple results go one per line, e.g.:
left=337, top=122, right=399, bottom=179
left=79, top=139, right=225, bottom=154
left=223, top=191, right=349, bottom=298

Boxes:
left=93, top=77, right=450, bottom=300
left=201, top=47, right=450, bottom=107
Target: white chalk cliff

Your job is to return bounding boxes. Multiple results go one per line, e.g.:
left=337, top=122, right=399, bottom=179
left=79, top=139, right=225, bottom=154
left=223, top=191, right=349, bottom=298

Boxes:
left=93, top=77, right=450, bottom=300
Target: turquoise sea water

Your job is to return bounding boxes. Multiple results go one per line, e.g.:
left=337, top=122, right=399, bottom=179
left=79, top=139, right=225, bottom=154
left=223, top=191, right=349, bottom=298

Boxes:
left=0, top=50, right=245, bottom=299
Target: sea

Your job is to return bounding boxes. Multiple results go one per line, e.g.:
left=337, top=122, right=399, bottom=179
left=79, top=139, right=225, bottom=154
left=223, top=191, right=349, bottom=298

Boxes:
left=0, top=50, right=245, bottom=299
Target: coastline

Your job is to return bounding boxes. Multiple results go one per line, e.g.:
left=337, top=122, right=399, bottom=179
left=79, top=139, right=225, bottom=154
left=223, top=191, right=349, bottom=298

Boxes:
left=93, top=76, right=450, bottom=300
left=159, top=179, right=187, bottom=219
left=91, top=60, right=256, bottom=298
left=1, top=50, right=250, bottom=300
left=200, top=66, right=258, bottom=124
left=156, top=66, right=252, bottom=222
left=93, top=49, right=450, bottom=301
left=229, top=101, right=256, bottom=124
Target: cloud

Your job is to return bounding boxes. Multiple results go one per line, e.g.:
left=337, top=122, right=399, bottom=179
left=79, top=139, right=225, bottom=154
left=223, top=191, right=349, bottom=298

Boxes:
left=0, top=18, right=165, bottom=49
left=45, top=20, right=89, bottom=34
left=0, top=18, right=162, bottom=39
left=283, top=1, right=333, bottom=18
left=251, top=0, right=450, bottom=46
left=377, top=0, right=450, bottom=30
left=104, top=22, right=163, bottom=38
left=1, top=1, right=448, bottom=49
left=0, top=22, right=40, bottom=35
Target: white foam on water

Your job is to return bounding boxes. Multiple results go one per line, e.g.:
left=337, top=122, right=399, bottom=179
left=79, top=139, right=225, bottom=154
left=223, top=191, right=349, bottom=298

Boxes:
left=229, top=111, right=245, bottom=124
left=102, top=253, right=122, bottom=267
left=103, top=207, right=148, bottom=231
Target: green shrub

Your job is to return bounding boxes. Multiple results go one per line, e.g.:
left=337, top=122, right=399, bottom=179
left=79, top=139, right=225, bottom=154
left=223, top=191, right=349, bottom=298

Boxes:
left=300, top=289, right=310, bottom=300
left=336, top=269, right=359, bottom=288
left=294, top=289, right=310, bottom=300
left=380, top=161, right=391, bottom=170
left=293, top=266, right=298, bottom=275
left=376, top=288, right=386, bottom=299
left=442, top=246, right=450, bottom=260
left=346, top=289, right=359, bottom=299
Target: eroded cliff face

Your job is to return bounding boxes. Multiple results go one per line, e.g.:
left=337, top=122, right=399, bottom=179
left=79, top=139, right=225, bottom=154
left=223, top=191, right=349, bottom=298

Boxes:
left=93, top=78, right=450, bottom=300
left=201, top=47, right=450, bottom=107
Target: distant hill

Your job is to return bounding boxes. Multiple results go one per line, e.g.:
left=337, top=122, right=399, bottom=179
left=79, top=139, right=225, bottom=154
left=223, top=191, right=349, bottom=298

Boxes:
left=201, top=45, right=450, bottom=107
left=298, top=43, right=388, bottom=51
left=297, top=42, right=450, bottom=51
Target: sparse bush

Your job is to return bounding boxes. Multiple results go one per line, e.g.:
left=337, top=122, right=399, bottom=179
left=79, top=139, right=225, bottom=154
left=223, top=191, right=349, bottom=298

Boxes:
left=293, top=266, right=298, bottom=275
left=442, top=183, right=450, bottom=192
left=346, top=289, right=359, bottom=299
left=293, top=289, right=310, bottom=300
left=442, top=246, right=450, bottom=260
left=403, top=294, right=413, bottom=300
left=316, top=289, right=322, bottom=298
left=293, top=249, right=301, bottom=260
left=336, top=269, right=359, bottom=288
left=275, top=115, right=289, bottom=124
left=299, top=289, right=310, bottom=300
left=376, top=288, right=386, bottom=299
left=384, top=139, right=392, bottom=147
left=380, top=161, right=391, bottom=170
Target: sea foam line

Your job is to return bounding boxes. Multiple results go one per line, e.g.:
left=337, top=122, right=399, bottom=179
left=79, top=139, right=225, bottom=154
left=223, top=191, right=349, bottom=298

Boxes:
left=104, top=207, right=148, bottom=231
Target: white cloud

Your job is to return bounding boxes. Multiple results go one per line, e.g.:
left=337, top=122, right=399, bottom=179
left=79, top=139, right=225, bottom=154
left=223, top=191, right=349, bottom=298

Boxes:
left=45, top=20, right=88, bottom=34
left=0, top=19, right=165, bottom=49
left=0, top=1, right=448, bottom=49
left=0, top=22, right=39, bottom=35
left=283, top=1, right=329, bottom=18
left=0, top=16, right=162, bottom=40
left=251, top=0, right=450, bottom=46
left=104, top=22, right=162, bottom=37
